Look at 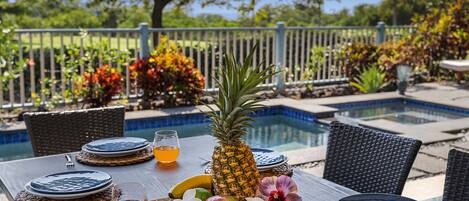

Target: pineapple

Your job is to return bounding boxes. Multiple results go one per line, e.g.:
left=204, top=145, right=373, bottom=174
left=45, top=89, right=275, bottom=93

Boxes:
left=207, top=45, right=278, bottom=200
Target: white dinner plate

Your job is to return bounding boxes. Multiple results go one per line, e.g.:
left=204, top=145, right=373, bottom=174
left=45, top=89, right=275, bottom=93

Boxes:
left=82, top=143, right=151, bottom=157
left=25, top=182, right=113, bottom=200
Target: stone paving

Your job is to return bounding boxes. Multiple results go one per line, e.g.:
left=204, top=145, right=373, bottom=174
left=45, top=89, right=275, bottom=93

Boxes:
left=293, top=82, right=469, bottom=200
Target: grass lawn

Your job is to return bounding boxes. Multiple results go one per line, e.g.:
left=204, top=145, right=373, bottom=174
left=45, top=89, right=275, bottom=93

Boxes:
left=18, top=34, right=212, bottom=51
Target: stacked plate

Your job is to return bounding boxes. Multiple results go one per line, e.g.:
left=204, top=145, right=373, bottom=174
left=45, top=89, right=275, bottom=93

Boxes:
left=82, top=137, right=150, bottom=157
left=252, top=148, right=288, bottom=172
left=24, top=170, right=113, bottom=199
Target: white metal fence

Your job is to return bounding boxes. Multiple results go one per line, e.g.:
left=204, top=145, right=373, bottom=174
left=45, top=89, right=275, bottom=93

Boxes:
left=4, top=22, right=414, bottom=108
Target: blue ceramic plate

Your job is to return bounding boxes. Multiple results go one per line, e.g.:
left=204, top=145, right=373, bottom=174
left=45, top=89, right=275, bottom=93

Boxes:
left=29, top=170, right=112, bottom=194
left=252, top=148, right=286, bottom=167
left=340, top=193, right=416, bottom=201
left=84, top=137, right=149, bottom=152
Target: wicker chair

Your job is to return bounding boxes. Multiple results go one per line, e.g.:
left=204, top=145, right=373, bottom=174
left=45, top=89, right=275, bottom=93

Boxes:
left=24, top=106, right=125, bottom=157
left=323, top=121, right=422, bottom=195
left=442, top=149, right=469, bottom=201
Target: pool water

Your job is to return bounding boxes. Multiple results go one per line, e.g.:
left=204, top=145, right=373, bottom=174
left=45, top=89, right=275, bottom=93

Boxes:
left=127, top=115, right=329, bottom=152
left=334, top=100, right=467, bottom=125
left=0, top=142, right=33, bottom=162
left=0, top=115, right=328, bottom=162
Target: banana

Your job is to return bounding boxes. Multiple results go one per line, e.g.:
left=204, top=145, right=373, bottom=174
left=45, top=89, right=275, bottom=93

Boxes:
left=169, top=174, right=213, bottom=199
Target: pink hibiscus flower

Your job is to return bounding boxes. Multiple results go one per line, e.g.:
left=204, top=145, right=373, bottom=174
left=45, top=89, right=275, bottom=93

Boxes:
left=258, top=176, right=302, bottom=201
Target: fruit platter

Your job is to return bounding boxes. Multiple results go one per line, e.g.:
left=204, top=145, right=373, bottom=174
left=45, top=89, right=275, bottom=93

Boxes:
left=168, top=174, right=302, bottom=201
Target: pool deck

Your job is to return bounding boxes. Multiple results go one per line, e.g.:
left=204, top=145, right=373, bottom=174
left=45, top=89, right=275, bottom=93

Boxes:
left=1, top=81, right=469, bottom=200
left=296, top=82, right=469, bottom=201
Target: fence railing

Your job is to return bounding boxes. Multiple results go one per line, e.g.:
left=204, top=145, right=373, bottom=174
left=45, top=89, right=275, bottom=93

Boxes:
left=3, top=22, right=414, bottom=109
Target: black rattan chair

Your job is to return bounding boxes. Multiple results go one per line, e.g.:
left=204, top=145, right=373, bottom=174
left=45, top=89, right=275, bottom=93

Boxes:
left=323, top=121, right=422, bottom=195
left=442, top=149, right=469, bottom=201
left=24, top=106, right=125, bottom=156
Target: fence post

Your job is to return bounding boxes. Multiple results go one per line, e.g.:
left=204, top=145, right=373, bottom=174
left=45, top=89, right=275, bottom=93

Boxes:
left=376, top=21, right=385, bottom=44
left=275, top=22, right=285, bottom=93
left=138, top=23, right=150, bottom=58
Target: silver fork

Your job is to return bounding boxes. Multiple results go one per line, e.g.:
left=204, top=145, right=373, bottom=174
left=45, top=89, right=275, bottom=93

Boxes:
left=65, top=154, right=74, bottom=168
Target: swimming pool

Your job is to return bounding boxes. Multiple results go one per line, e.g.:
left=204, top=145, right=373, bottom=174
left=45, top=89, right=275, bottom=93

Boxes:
left=0, top=106, right=329, bottom=162
left=127, top=115, right=329, bottom=152
left=331, top=98, right=469, bottom=125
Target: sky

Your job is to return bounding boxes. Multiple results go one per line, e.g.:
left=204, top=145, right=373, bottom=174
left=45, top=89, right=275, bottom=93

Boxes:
left=189, top=0, right=383, bottom=19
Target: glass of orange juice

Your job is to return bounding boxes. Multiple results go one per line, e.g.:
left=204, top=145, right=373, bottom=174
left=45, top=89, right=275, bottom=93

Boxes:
left=153, top=130, right=180, bottom=163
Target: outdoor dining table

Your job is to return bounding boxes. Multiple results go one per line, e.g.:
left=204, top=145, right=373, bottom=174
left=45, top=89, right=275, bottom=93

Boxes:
left=0, top=135, right=357, bottom=201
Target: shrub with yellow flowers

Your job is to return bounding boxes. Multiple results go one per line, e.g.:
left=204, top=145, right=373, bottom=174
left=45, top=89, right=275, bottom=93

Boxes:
left=130, top=36, right=205, bottom=107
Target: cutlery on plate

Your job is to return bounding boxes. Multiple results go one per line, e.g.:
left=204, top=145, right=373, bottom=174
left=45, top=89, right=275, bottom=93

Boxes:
left=65, top=154, right=74, bottom=168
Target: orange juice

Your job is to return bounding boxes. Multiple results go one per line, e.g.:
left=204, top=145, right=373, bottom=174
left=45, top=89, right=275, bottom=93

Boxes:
left=153, top=146, right=180, bottom=163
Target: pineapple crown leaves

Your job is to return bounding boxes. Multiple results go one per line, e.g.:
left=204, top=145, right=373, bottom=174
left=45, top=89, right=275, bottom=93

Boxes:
left=206, top=45, right=279, bottom=144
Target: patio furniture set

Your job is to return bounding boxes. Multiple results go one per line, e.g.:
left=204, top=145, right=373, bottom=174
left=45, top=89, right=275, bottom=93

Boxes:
left=0, top=106, right=467, bottom=200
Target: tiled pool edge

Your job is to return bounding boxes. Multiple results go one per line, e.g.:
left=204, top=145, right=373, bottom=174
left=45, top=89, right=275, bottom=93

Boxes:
left=328, top=97, right=469, bottom=116
left=0, top=104, right=324, bottom=145
left=125, top=105, right=320, bottom=131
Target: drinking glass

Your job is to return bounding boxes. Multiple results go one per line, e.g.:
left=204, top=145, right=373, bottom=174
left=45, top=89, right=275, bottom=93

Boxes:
left=153, top=130, right=180, bottom=163
left=111, top=182, right=148, bottom=201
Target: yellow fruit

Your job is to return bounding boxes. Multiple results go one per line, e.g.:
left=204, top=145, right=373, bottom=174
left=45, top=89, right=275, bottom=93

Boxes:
left=169, top=174, right=213, bottom=199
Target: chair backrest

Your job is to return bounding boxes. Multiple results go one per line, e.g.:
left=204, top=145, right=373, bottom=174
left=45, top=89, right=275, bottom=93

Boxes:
left=24, top=106, right=125, bottom=157
left=323, top=121, right=421, bottom=195
left=443, top=149, right=469, bottom=201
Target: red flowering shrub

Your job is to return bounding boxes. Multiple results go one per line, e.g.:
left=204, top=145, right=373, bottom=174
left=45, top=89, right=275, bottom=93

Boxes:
left=80, top=64, right=123, bottom=108
left=129, top=37, right=205, bottom=107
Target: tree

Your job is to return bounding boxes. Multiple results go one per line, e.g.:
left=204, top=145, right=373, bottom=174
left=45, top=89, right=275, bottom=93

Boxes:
left=1, top=0, right=101, bottom=28
left=87, top=0, right=128, bottom=28
left=87, top=0, right=254, bottom=28
left=293, top=0, right=323, bottom=25
left=88, top=0, right=255, bottom=45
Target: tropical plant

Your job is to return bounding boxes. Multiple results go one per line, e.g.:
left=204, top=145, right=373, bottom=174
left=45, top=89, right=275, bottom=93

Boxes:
left=376, top=41, right=419, bottom=82
left=77, top=64, right=124, bottom=108
left=340, top=41, right=419, bottom=84
left=56, top=38, right=129, bottom=102
left=339, top=43, right=379, bottom=80
left=350, top=65, right=387, bottom=94
left=129, top=36, right=205, bottom=107
left=408, top=0, right=469, bottom=79
left=0, top=20, right=25, bottom=91
left=301, top=47, right=325, bottom=90
left=31, top=78, right=61, bottom=110
left=207, top=45, right=278, bottom=199
left=32, top=36, right=130, bottom=109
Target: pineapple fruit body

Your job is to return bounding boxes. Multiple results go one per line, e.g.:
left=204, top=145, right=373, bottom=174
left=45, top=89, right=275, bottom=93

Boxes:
left=211, top=141, right=260, bottom=200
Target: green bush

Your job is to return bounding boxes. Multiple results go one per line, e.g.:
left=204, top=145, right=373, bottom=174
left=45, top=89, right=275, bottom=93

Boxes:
left=0, top=20, right=25, bottom=91
left=350, top=65, right=387, bottom=94
left=339, top=43, right=379, bottom=80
